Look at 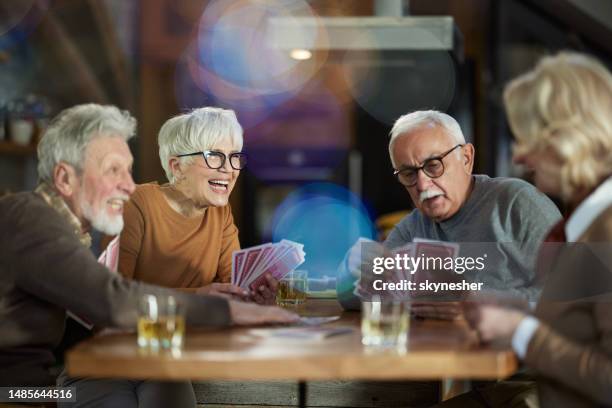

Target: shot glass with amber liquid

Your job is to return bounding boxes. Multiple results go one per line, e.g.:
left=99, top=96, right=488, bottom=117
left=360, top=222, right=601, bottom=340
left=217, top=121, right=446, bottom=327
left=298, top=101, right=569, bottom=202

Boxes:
left=138, top=294, right=185, bottom=352
left=276, top=270, right=308, bottom=307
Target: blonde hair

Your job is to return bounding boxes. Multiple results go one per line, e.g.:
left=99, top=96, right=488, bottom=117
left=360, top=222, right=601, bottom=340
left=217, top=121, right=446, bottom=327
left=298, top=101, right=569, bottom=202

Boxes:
left=504, top=52, right=612, bottom=202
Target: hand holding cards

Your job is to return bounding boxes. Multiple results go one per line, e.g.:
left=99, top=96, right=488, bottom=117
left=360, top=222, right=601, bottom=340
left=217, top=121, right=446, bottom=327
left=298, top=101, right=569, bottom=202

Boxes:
left=352, top=237, right=461, bottom=301
left=232, top=240, right=306, bottom=293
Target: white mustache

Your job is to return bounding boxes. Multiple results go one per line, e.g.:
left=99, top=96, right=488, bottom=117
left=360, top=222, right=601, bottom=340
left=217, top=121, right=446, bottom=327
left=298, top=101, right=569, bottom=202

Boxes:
left=419, top=189, right=444, bottom=203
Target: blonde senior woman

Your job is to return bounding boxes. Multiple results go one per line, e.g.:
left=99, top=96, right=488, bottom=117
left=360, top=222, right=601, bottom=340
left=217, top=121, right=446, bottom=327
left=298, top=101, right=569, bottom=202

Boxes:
left=117, top=107, right=277, bottom=304
left=467, top=52, right=612, bottom=408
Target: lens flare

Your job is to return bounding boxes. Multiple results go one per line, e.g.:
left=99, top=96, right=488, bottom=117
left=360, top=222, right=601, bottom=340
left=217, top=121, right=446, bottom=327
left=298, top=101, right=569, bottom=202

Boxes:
left=290, top=49, right=312, bottom=60
left=270, top=183, right=376, bottom=278
left=175, top=0, right=329, bottom=128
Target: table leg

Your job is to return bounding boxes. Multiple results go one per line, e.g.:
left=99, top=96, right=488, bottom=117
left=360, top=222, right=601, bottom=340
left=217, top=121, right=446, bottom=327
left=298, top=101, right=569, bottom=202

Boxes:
left=298, top=381, right=307, bottom=408
left=441, top=379, right=471, bottom=401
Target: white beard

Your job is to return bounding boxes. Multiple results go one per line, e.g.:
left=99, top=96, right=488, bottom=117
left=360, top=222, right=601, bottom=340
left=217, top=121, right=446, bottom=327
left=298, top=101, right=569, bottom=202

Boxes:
left=80, top=200, right=124, bottom=236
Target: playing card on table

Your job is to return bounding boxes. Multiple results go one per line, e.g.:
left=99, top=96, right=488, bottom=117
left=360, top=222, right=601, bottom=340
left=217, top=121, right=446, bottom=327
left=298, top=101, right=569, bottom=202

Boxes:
left=232, top=240, right=305, bottom=291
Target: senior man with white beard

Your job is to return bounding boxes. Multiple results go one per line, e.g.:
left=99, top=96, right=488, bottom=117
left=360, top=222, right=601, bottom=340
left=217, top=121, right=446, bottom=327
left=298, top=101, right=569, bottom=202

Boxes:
left=0, top=104, right=297, bottom=407
left=338, top=110, right=561, bottom=312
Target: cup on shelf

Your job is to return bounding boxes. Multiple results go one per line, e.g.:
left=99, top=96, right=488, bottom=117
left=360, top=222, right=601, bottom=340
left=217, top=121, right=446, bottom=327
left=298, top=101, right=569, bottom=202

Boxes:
left=10, top=119, right=34, bottom=146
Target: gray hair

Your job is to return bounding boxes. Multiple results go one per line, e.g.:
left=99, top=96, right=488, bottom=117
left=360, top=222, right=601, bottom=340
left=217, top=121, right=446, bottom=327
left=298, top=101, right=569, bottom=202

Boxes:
left=158, top=107, right=244, bottom=183
left=388, top=110, right=465, bottom=166
left=37, top=104, right=136, bottom=183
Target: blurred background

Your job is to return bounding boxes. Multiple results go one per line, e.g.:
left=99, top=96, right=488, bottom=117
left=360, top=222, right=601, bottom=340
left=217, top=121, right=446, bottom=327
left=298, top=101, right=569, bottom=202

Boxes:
left=1, top=0, right=611, bottom=280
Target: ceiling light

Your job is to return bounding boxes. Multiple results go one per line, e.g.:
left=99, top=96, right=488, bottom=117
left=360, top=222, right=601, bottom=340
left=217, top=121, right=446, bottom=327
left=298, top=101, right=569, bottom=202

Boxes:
left=290, top=49, right=313, bottom=60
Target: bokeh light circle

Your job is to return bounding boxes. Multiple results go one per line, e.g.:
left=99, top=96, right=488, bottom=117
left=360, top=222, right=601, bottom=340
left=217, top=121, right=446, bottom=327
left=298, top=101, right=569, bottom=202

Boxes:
left=269, top=183, right=376, bottom=278
left=180, top=0, right=328, bottom=125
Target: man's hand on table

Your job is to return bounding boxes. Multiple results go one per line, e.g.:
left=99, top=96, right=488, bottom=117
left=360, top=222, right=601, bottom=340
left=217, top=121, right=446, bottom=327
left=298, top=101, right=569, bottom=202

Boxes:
left=411, top=301, right=462, bottom=320
left=197, top=283, right=250, bottom=300
left=229, top=300, right=299, bottom=325
left=197, top=275, right=279, bottom=305
left=465, top=304, right=525, bottom=343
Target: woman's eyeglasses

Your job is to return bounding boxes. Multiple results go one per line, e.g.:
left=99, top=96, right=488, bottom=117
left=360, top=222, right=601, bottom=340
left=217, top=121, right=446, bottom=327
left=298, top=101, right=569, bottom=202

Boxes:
left=176, top=150, right=247, bottom=170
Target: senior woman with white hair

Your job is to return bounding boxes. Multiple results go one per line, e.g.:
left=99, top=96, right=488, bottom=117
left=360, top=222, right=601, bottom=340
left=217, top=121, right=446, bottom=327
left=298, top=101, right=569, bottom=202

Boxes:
left=116, top=107, right=277, bottom=303
left=464, top=52, right=612, bottom=408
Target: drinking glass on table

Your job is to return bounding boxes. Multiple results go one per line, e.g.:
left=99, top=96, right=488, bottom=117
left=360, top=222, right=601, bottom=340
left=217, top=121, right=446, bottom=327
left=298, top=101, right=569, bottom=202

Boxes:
left=137, top=294, right=185, bottom=351
left=276, top=270, right=308, bottom=306
left=361, top=298, right=410, bottom=350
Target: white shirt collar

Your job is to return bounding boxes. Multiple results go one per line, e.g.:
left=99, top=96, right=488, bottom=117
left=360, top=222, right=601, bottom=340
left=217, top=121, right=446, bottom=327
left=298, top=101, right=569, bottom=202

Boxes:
left=565, top=176, right=612, bottom=242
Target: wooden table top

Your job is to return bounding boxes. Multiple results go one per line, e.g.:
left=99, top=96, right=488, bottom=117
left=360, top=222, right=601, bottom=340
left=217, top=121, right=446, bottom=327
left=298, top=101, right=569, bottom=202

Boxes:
left=66, top=299, right=517, bottom=381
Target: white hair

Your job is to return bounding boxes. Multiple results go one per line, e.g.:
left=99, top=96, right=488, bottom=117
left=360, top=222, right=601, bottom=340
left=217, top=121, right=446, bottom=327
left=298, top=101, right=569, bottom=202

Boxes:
left=388, top=110, right=465, bottom=166
left=158, top=107, right=244, bottom=183
left=37, top=104, right=136, bottom=183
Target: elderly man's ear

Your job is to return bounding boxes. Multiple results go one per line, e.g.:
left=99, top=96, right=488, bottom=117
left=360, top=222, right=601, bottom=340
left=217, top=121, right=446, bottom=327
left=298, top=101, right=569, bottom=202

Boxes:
left=462, top=143, right=475, bottom=174
left=53, top=162, right=79, bottom=197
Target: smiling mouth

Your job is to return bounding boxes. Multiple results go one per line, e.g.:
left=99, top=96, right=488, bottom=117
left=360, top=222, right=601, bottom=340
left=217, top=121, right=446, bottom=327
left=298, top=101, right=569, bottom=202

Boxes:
left=107, top=198, right=127, bottom=212
left=209, top=179, right=229, bottom=193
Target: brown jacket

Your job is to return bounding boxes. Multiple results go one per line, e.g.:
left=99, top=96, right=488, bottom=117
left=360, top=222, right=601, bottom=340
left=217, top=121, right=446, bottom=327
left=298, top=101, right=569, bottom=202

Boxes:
left=0, top=192, right=231, bottom=386
left=526, top=206, right=612, bottom=407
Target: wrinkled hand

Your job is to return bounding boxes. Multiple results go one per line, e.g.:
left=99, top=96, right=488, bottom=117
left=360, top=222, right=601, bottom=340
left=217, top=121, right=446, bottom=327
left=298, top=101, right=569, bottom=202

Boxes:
left=228, top=300, right=299, bottom=325
left=249, top=273, right=279, bottom=305
left=412, top=301, right=462, bottom=320
left=467, top=304, right=525, bottom=343
left=197, top=283, right=249, bottom=300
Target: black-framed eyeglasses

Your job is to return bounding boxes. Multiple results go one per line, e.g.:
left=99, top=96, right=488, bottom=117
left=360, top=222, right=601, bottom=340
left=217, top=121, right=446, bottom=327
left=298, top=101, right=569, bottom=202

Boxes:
left=393, top=144, right=463, bottom=187
left=176, top=150, right=247, bottom=170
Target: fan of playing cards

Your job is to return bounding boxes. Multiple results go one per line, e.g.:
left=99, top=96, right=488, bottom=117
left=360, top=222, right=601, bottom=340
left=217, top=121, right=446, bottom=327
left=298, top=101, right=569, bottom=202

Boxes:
left=231, top=239, right=306, bottom=292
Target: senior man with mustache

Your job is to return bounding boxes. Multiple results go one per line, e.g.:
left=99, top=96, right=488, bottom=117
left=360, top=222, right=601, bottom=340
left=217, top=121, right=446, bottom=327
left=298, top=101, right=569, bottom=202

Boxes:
left=338, top=110, right=561, bottom=314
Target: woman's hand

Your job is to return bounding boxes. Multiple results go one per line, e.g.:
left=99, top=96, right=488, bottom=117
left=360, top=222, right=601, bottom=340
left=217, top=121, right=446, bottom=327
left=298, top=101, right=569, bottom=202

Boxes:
left=249, top=273, right=279, bottom=305
left=197, top=283, right=249, bottom=301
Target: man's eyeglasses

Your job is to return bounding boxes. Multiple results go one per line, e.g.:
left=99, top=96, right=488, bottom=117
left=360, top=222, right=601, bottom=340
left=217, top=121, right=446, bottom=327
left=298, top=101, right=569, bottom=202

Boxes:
left=176, top=150, right=247, bottom=170
left=393, top=144, right=463, bottom=187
